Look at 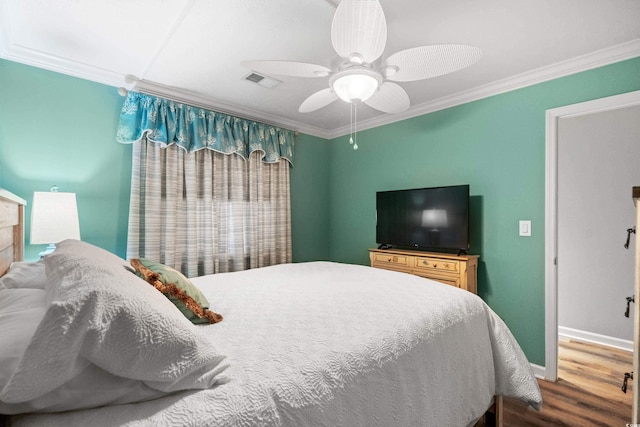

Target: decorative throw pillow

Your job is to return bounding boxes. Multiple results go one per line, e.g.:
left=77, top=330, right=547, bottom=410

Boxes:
left=130, top=258, right=223, bottom=325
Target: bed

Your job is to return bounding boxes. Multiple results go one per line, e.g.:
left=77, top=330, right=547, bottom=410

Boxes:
left=0, top=189, right=542, bottom=426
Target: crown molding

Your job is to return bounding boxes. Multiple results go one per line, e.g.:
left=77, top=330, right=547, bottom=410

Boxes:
left=1, top=28, right=638, bottom=141
left=328, top=38, right=640, bottom=139
left=0, top=49, right=333, bottom=139
left=140, top=38, right=640, bottom=140
left=0, top=44, right=128, bottom=89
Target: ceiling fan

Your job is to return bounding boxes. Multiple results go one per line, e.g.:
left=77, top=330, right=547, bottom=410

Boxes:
left=242, top=0, right=482, bottom=115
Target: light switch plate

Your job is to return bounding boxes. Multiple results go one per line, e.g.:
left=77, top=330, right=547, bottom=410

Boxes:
left=519, top=220, right=531, bottom=237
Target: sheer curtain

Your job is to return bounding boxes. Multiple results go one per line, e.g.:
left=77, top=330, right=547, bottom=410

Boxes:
left=118, top=92, right=293, bottom=276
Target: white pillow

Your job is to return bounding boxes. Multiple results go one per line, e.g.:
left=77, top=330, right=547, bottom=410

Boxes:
left=0, top=288, right=202, bottom=415
left=0, top=362, right=173, bottom=414
left=0, top=289, right=47, bottom=392
left=0, top=239, right=227, bottom=408
left=0, top=260, right=47, bottom=290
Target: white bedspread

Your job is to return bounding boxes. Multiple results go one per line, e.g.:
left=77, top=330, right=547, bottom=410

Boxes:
left=11, top=262, right=541, bottom=427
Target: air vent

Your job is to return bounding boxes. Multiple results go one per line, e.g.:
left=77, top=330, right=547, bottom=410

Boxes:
left=243, top=72, right=281, bottom=89
left=245, top=73, right=263, bottom=83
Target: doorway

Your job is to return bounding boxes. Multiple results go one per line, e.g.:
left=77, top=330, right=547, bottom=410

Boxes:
left=545, top=90, right=640, bottom=381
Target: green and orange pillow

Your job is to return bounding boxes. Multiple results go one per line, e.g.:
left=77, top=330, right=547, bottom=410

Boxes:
left=130, top=258, right=222, bottom=325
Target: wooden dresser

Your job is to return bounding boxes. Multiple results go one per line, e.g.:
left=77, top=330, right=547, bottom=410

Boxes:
left=368, top=248, right=479, bottom=294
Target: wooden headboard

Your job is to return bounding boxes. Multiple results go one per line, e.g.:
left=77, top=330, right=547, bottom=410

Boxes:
left=0, top=189, right=26, bottom=277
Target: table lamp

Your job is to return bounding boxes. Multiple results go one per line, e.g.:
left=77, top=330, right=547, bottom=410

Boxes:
left=30, top=186, right=80, bottom=257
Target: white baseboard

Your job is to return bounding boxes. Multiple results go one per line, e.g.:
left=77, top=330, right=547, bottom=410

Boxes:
left=530, top=363, right=546, bottom=379
left=558, top=326, right=633, bottom=352
left=530, top=328, right=631, bottom=381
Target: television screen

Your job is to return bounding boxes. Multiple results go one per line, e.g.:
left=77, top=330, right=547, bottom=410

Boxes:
left=376, top=185, right=469, bottom=252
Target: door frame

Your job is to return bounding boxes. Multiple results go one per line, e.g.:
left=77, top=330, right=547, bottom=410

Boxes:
left=545, top=90, right=640, bottom=381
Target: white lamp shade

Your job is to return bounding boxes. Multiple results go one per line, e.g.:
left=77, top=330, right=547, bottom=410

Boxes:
left=331, top=68, right=381, bottom=103
left=30, top=192, right=80, bottom=244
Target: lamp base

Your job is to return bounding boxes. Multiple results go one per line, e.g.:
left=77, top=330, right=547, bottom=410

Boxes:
left=39, top=244, right=57, bottom=258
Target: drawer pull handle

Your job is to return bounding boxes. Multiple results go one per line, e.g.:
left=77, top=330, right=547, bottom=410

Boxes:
left=433, top=263, right=437, bottom=268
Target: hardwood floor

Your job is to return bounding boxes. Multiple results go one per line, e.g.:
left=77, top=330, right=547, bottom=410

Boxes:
left=502, top=339, right=632, bottom=426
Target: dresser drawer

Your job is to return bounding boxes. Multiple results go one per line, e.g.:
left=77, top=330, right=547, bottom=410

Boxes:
left=369, top=249, right=478, bottom=294
left=413, top=257, right=459, bottom=273
left=372, top=252, right=410, bottom=267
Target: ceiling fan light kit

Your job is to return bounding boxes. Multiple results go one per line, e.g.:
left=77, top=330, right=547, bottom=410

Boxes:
left=330, top=67, right=381, bottom=103
left=242, top=0, right=482, bottom=149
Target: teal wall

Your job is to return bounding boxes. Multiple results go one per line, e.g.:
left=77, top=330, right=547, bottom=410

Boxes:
left=0, top=60, right=131, bottom=260
left=327, top=56, right=640, bottom=365
left=290, top=132, right=331, bottom=262
left=0, top=59, right=332, bottom=262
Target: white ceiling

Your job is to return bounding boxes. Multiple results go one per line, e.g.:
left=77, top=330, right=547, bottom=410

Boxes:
left=1, top=0, right=639, bottom=139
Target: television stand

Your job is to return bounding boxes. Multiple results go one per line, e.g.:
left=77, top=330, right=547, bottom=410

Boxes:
left=368, top=248, right=479, bottom=294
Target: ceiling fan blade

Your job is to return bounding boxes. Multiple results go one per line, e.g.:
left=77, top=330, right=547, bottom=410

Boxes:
left=299, top=88, right=339, bottom=113
left=385, top=45, right=482, bottom=82
left=331, top=0, right=387, bottom=64
left=242, top=60, right=331, bottom=78
left=364, top=82, right=410, bottom=114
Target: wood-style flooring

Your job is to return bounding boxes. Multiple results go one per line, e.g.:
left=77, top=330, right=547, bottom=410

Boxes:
left=502, top=339, right=632, bottom=426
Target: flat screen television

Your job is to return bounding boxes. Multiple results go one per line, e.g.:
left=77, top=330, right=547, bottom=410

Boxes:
left=376, top=184, right=469, bottom=253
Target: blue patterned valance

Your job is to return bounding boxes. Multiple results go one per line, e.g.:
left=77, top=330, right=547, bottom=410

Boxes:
left=116, top=92, right=294, bottom=164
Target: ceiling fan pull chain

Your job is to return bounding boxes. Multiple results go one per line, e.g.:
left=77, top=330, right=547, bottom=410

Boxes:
left=353, top=103, right=358, bottom=150
left=349, top=102, right=354, bottom=145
